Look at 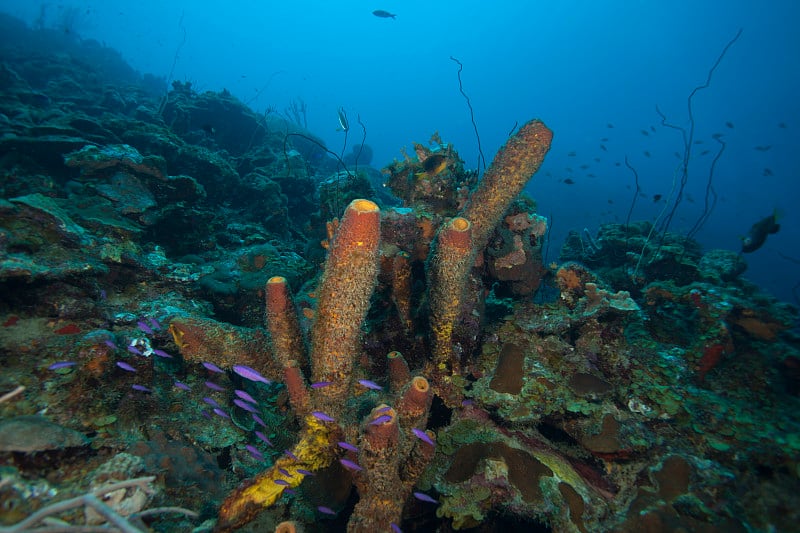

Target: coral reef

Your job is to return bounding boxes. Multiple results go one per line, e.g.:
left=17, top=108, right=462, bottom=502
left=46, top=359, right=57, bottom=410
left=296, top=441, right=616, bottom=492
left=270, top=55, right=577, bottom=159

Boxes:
left=0, top=13, right=798, bottom=533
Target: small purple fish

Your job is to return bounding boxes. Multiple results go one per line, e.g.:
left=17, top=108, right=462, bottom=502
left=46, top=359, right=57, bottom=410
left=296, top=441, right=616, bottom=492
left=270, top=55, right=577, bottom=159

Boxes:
left=126, top=345, right=142, bottom=356
left=274, top=479, right=290, bottom=486
left=311, top=381, right=332, bottom=389
left=255, top=431, right=273, bottom=446
left=213, top=408, right=230, bottom=419
left=318, top=506, right=336, bottom=516
left=252, top=413, right=267, bottom=428
left=312, top=411, right=335, bottom=423
left=205, top=381, right=225, bottom=392
left=296, top=468, right=315, bottom=476
left=147, top=317, right=162, bottom=330
left=232, top=365, right=270, bottom=384
left=284, top=489, right=296, bottom=496
left=234, top=399, right=258, bottom=413
left=245, top=444, right=264, bottom=460
left=412, top=428, right=436, bottom=447
left=234, top=389, right=257, bottom=404
left=339, top=458, right=363, bottom=472
left=390, top=523, right=403, bottom=533
left=370, top=414, right=393, bottom=425
left=413, top=492, right=438, bottom=504
left=200, top=409, right=212, bottom=419
left=202, top=362, right=224, bottom=373
left=116, top=361, right=136, bottom=372
left=103, top=339, right=117, bottom=350
left=203, top=397, right=221, bottom=408
left=137, top=321, right=154, bottom=335
left=278, top=468, right=293, bottom=477
left=152, top=349, right=172, bottom=358
left=99, top=289, right=107, bottom=300
left=174, top=381, right=191, bottom=391
left=131, top=384, right=151, bottom=393
left=357, top=379, right=383, bottom=390
left=337, top=441, right=359, bottom=453
left=48, top=361, right=76, bottom=370
left=285, top=449, right=298, bottom=460
left=376, top=406, right=392, bottom=413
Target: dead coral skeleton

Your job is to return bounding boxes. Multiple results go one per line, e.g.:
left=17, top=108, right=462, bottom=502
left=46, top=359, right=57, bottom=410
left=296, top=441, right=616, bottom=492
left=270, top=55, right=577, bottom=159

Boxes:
left=0, top=476, right=199, bottom=533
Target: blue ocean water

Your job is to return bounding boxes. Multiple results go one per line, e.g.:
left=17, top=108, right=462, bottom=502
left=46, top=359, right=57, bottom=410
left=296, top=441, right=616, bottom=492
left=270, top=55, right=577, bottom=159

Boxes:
left=3, top=0, right=796, bottom=302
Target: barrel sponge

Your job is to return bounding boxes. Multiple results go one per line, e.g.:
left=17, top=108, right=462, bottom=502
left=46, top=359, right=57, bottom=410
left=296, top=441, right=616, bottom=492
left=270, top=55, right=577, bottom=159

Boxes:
left=462, top=119, right=552, bottom=252
left=310, top=199, right=381, bottom=413
left=428, top=217, right=473, bottom=371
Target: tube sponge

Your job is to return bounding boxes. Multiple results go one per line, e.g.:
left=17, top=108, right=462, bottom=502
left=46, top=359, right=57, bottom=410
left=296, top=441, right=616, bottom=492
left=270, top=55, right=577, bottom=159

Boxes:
left=265, top=276, right=306, bottom=368
left=310, top=199, right=381, bottom=415
left=462, top=119, right=553, bottom=252
left=428, top=216, right=473, bottom=374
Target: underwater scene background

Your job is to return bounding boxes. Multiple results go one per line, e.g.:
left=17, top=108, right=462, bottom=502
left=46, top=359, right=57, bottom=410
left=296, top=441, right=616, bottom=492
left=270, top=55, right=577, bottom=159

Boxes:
left=0, top=1, right=798, bottom=532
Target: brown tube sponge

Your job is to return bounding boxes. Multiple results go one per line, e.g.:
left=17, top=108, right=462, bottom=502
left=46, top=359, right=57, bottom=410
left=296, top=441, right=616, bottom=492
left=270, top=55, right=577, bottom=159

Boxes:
left=310, top=199, right=381, bottom=416
left=462, top=119, right=553, bottom=253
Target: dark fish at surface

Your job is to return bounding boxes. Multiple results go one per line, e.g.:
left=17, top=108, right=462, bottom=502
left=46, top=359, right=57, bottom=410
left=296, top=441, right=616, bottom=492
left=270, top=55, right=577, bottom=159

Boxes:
left=763, top=168, right=773, bottom=177
left=600, top=144, right=607, bottom=151
left=653, top=194, right=662, bottom=202
left=563, top=178, right=575, bottom=184
left=754, top=145, right=772, bottom=152
left=640, top=130, right=649, bottom=136
left=725, top=121, right=735, bottom=128
left=741, top=210, right=780, bottom=253
left=372, top=9, right=396, bottom=18
left=643, top=151, right=651, bottom=158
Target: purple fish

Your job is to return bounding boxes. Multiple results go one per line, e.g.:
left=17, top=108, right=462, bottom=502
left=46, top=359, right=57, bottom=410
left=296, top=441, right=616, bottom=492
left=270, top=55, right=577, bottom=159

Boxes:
left=376, top=406, right=392, bottom=413
left=203, top=397, right=221, bottom=408
left=234, top=389, right=257, bottom=404
left=370, top=414, right=392, bottom=425
left=311, top=381, right=332, bottom=389
left=296, top=468, right=315, bottom=476
left=285, top=449, right=298, bottom=460
left=152, top=349, right=172, bottom=358
left=318, top=506, right=336, bottom=516
left=131, top=384, right=151, bottom=393
left=200, top=409, right=212, bottom=419
left=255, top=431, right=273, bottom=446
left=357, top=379, right=383, bottom=390
left=99, top=289, right=107, bottom=300
left=312, top=411, right=335, bottom=423
left=413, top=492, right=438, bottom=504
left=147, top=317, right=162, bottom=330
left=202, top=362, right=224, bottom=373
left=205, top=381, right=225, bottom=392
left=232, top=365, right=270, bottom=384
left=116, top=361, right=136, bottom=372
left=274, top=479, right=290, bottom=486
left=245, top=444, right=264, bottom=460
left=137, top=321, right=154, bottom=335
left=103, top=339, right=117, bottom=350
left=339, top=458, right=363, bottom=472
left=412, top=428, right=436, bottom=447
left=234, top=399, right=258, bottom=413
left=48, top=361, right=76, bottom=370
left=174, top=381, right=190, bottom=391
left=213, top=408, right=230, bottom=419
left=390, top=524, right=403, bottom=533
left=252, top=413, right=267, bottom=427
left=278, top=468, right=293, bottom=477
left=284, top=489, right=296, bottom=496
left=337, top=441, right=359, bottom=453
left=126, top=345, right=142, bottom=356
